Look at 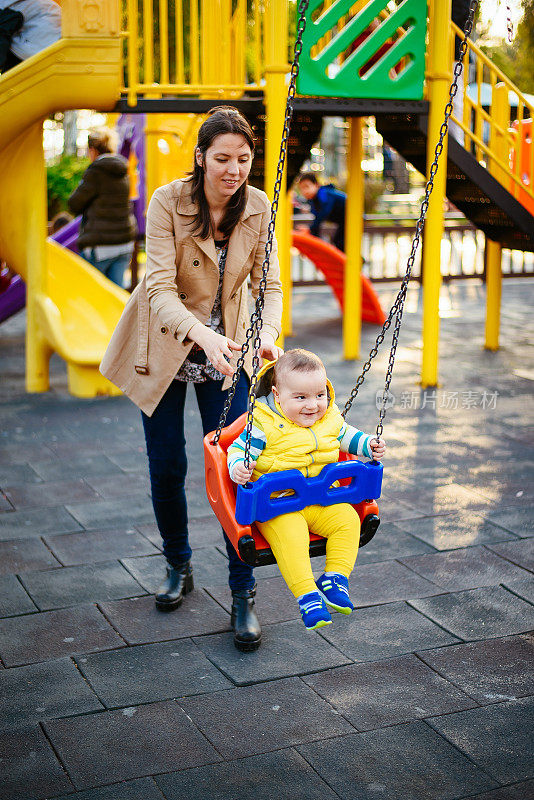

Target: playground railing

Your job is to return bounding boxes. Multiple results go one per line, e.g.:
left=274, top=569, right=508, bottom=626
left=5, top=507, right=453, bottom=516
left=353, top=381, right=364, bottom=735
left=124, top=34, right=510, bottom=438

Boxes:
left=291, top=215, right=534, bottom=285
left=122, top=0, right=269, bottom=106
left=448, top=21, right=534, bottom=215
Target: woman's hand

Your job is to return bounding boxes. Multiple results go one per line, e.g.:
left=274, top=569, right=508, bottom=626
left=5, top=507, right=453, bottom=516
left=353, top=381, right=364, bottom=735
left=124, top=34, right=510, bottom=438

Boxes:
left=369, top=438, right=386, bottom=461
left=258, top=331, right=283, bottom=363
left=188, top=324, right=241, bottom=377
left=232, top=463, right=254, bottom=485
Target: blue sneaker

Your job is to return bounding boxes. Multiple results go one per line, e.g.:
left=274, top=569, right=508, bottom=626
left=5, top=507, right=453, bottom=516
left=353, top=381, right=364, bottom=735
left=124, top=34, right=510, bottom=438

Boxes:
left=316, top=573, right=354, bottom=614
left=298, top=591, right=332, bottom=630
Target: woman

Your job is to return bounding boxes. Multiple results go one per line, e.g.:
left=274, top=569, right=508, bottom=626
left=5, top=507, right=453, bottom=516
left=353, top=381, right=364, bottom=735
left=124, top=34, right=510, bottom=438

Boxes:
left=68, top=128, right=137, bottom=288
left=100, top=107, right=283, bottom=652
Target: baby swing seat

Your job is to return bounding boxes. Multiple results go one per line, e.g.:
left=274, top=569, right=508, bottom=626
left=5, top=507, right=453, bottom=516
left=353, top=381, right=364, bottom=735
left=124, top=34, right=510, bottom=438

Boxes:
left=204, top=413, right=381, bottom=567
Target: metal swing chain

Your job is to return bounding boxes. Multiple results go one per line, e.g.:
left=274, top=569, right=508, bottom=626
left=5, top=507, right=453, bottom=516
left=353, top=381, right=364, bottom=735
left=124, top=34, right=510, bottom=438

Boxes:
left=506, top=3, right=514, bottom=43
left=213, top=0, right=310, bottom=465
left=343, top=0, right=479, bottom=447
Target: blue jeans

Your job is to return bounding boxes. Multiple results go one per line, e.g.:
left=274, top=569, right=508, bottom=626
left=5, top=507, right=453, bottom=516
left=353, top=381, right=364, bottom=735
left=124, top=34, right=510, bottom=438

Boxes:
left=84, top=249, right=131, bottom=288
left=141, top=371, right=255, bottom=591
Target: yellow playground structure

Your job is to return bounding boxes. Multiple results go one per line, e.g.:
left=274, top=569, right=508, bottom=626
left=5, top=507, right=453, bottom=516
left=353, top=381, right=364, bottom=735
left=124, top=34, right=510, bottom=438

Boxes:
left=0, top=0, right=533, bottom=398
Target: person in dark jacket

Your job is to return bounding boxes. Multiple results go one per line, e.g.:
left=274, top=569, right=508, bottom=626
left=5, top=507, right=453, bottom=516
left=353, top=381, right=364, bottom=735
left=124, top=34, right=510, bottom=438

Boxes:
left=68, top=128, right=137, bottom=287
left=297, top=172, right=347, bottom=252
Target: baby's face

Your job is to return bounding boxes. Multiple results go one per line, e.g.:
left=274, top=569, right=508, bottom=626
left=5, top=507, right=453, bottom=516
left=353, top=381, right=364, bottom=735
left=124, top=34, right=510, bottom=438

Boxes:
left=272, top=368, right=328, bottom=427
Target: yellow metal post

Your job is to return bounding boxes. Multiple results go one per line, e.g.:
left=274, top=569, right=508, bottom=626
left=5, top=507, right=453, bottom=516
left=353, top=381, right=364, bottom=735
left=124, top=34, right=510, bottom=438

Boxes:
left=484, top=238, right=502, bottom=350
left=264, top=0, right=289, bottom=348
left=344, top=117, right=363, bottom=360
left=19, top=124, right=51, bottom=391
left=282, top=190, right=293, bottom=338
left=483, top=82, right=508, bottom=350
left=421, top=0, right=452, bottom=387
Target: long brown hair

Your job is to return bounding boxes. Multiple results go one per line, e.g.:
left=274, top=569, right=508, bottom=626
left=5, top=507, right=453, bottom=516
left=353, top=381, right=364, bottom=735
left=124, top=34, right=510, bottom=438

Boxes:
left=189, top=106, right=255, bottom=240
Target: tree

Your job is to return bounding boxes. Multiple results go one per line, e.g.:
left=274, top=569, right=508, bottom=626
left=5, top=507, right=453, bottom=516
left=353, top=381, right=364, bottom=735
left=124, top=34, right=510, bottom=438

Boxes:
left=480, top=0, right=534, bottom=94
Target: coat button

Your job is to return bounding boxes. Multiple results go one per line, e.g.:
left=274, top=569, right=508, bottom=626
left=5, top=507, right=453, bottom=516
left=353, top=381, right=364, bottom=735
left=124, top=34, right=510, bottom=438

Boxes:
left=179, top=292, right=187, bottom=300
left=192, top=259, right=200, bottom=266
left=161, top=326, right=168, bottom=334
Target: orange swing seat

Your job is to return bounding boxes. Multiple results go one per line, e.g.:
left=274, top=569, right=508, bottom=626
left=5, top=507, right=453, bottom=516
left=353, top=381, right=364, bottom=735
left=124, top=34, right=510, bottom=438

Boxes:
left=204, top=413, right=380, bottom=567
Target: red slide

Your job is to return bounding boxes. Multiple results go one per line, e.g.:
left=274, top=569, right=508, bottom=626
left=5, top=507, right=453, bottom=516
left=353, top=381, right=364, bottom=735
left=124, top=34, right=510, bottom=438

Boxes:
left=292, top=230, right=386, bottom=326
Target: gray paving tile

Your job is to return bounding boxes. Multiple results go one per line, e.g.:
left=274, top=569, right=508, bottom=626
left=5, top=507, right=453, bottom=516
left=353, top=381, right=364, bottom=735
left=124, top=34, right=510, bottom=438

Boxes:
left=0, top=463, right=43, bottom=486
left=0, top=442, right=55, bottom=466
left=400, top=546, right=531, bottom=591
left=0, top=506, right=82, bottom=541
left=182, top=484, right=212, bottom=517
left=503, top=576, right=534, bottom=603
left=206, top=575, right=300, bottom=624
left=84, top=473, right=151, bottom=500
left=418, top=483, right=499, bottom=515
left=178, top=677, right=354, bottom=759
left=49, top=777, right=164, bottom=800
left=0, top=605, right=125, bottom=667
left=106, top=449, right=149, bottom=472
left=0, top=491, right=14, bottom=511
left=348, top=559, right=441, bottom=606
left=486, top=538, right=534, bottom=571
left=396, top=512, right=519, bottom=550
left=44, top=527, right=159, bottom=565
left=302, top=654, right=477, bottom=730
left=354, top=521, right=438, bottom=564
left=76, top=639, right=232, bottom=707
left=0, top=725, right=74, bottom=800
left=30, top=454, right=124, bottom=482
left=318, top=600, right=461, bottom=660
left=19, top=562, right=146, bottom=610
left=44, top=701, right=222, bottom=789
left=428, top=698, right=534, bottom=784
left=410, top=585, right=534, bottom=641
left=66, top=496, right=155, bottom=530
left=372, top=491, right=429, bottom=522
left=486, top=506, right=534, bottom=537
left=194, top=618, right=352, bottom=685
left=99, top=592, right=230, bottom=645
left=133, top=522, right=163, bottom=549
left=155, top=749, right=340, bottom=800
left=0, top=573, right=37, bottom=616
left=0, top=537, right=60, bottom=575
left=455, top=780, right=534, bottom=800
left=122, top=547, right=229, bottom=592
left=43, top=439, right=120, bottom=458
left=297, top=722, right=498, bottom=800
left=0, top=657, right=103, bottom=730
left=3, top=479, right=100, bottom=510
left=418, top=634, right=534, bottom=704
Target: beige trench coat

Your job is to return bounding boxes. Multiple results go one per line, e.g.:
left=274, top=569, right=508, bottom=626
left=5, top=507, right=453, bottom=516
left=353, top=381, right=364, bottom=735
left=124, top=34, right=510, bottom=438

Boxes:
left=100, top=179, right=283, bottom=416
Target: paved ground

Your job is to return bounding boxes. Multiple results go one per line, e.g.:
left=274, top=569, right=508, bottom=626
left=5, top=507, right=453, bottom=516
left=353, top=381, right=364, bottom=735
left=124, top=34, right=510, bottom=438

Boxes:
left=0, top=278, right=533, bottom=800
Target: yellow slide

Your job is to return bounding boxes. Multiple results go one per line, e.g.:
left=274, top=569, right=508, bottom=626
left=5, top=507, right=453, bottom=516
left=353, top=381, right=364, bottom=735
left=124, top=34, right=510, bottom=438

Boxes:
left=0, top=33, right=127, bottom=397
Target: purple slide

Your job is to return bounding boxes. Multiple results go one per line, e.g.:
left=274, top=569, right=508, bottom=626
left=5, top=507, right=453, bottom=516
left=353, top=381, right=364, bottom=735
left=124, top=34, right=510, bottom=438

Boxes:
left=0, top=220, right=81, bottom=325
left=0, top=114, right=145, bottom=325
left=0, top=270, right=26, bottom=324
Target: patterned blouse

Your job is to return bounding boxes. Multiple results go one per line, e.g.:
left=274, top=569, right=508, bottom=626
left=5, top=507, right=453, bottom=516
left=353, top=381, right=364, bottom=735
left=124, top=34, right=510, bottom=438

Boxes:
left=175, top=240, right=229, bottom=383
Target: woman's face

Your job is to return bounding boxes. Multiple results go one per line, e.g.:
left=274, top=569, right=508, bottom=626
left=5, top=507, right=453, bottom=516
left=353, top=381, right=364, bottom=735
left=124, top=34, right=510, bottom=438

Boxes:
left=197, top=133, right=252, bottom=203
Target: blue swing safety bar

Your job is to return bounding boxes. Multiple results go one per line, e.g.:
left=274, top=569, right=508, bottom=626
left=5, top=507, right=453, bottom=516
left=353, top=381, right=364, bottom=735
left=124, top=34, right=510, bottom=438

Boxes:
left=235, top=458, right=383, bottom=525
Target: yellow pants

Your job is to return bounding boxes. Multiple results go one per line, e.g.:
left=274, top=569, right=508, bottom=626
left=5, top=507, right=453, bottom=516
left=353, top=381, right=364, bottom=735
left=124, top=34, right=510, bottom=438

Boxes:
left=256, top=502, right=360, bottom=598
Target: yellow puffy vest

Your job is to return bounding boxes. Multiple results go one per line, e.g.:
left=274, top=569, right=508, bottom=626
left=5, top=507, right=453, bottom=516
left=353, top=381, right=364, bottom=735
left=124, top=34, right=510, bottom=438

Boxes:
left=251, top=385, right=344, bottom=481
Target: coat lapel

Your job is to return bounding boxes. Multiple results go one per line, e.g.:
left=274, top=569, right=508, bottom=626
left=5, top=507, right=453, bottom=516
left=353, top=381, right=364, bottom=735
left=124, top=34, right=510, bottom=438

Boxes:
left=221, top=221, right=257, bottom=305
left=176, top=181, right=218, bottom=268
left=177, top=181, right=263, bottom=293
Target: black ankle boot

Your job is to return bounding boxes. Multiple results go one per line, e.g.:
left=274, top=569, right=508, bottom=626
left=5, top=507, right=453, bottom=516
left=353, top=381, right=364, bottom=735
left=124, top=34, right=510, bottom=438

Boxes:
left=231, top=585, right=261, bottom=652
left=155, top=561, right=193, bottom=611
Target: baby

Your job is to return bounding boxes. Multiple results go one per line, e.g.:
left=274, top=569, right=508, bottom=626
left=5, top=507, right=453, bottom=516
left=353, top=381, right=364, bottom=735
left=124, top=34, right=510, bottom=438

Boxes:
left=227, top=349, right=385, bottom=630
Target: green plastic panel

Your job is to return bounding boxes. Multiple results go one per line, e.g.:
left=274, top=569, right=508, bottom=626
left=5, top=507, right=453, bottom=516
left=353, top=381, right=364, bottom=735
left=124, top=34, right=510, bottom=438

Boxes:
left=297, top=0, right=428, bottom=100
